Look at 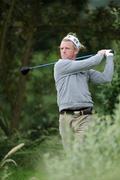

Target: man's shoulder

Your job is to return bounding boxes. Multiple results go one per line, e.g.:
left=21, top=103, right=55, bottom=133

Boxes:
left=54, top=59, right=71, bottom=68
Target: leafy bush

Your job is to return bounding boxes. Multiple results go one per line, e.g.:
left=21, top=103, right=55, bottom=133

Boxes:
left=38, top=97, right=120, bottom=180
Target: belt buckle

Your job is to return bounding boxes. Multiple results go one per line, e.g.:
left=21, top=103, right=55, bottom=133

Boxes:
left=74, top=111, right=80, bottom=115
left=73, top=111, right=80, bottom=117
left=80, top=110, right=84, bottom=115
left=74, top=110, right=84, bottom=116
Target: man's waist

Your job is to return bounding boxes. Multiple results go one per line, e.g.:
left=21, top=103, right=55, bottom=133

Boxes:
left=60, top=107, right=93, bottom=115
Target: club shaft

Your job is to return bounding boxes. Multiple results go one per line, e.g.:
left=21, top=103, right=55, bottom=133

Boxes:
left=30, top=62, right=55, bottom=70
left=29, top=54, right=94, bottom=70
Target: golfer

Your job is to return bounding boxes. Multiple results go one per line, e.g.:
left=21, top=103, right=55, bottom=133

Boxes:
left=54, top=32, right=114, bottom=151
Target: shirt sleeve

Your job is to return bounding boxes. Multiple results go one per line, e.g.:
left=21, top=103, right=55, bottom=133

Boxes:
left=54, top=54, right=104, bottom=76
left=88, top=55, right=114, bottom=84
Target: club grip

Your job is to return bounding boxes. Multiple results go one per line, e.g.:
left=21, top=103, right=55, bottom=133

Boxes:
left=109, top=49, right=114, bottom=54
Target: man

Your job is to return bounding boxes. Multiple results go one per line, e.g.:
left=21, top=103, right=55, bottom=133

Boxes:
left=54, top=32, right=114, bottom=151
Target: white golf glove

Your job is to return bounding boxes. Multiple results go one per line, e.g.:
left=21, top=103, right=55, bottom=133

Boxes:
left=105, top=49, right=114, bottom=56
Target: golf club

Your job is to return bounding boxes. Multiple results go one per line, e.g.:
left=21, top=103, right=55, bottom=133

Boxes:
left=20, top=50, right=114, bottom=75
left=20, top=54, right=93, bottom=75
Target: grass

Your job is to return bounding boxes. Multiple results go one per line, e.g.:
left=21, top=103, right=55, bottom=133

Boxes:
left=0, top=135, right=62, bottom=180
left=1, top=99, right=120, bottom=180
left=8, top=167, right=46, bottom=180
left=37, top=99, right=120, bottom=180
left=0, top=157, right=47, bottom=180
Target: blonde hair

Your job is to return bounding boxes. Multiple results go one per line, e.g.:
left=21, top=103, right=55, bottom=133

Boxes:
left=68, top=32, right=77, bottom=37
left=64, top=32, right=86, bottom=50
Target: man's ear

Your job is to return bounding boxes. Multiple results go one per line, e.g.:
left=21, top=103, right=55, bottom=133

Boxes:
left=75, top=48, right=79, bottom=55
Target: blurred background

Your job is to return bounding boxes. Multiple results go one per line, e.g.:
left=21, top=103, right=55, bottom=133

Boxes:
left=0, top=0, right=120, bottom=179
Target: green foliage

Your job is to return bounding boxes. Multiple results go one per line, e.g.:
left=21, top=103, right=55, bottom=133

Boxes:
left=0, top=1, right=120, bottom=170
left=39, top=98, right=120, bottom=180
left=0, top=1, right=120, bottom=179
left=20, top=52, right=59, bottom=140
left=0, top=143, right=24, bottom=180
left=93, top=41, right=120, bottom=115
left=0, top=99, right=120, bottom=179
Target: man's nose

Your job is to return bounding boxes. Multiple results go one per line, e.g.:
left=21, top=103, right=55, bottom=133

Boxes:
left=63, top=48, right=66, bottom=52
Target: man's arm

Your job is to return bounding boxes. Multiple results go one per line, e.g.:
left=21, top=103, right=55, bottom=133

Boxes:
left=88, top=51, right=114, bottom=84
left=54, top=53, right=105, bottom=76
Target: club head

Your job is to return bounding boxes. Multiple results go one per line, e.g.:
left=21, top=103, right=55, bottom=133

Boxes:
left=20, top=67, right=30, bottom=75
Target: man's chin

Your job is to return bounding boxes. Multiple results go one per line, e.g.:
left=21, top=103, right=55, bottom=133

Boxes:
left=62, top=56, right=70, bottom=59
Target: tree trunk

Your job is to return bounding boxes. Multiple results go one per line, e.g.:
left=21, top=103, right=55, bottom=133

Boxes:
left=0, top=0, right=16, bottom=65
left=10, top=31, right=34, bottom=133
left=0, top=117, right=10, bottom=136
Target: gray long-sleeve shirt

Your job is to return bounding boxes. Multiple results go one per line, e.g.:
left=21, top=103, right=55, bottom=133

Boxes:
left=54, top=54, right=114, bottom=111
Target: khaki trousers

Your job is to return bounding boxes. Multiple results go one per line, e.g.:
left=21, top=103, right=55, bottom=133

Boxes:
left=59, top=112, right=93, bottom=152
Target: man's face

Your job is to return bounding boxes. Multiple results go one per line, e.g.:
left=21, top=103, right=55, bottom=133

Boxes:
left=60, top=40, right=78, bottom=60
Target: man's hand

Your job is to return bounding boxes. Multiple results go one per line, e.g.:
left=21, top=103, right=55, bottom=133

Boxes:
left=97, top=50, right=106, bottom=56
left=105, top=49, right=114, bottom=57
left=97, top=49, right=114, bottom=57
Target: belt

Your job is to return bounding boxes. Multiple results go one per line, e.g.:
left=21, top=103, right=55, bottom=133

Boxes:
left=60, top=107, right=92, bottom=115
